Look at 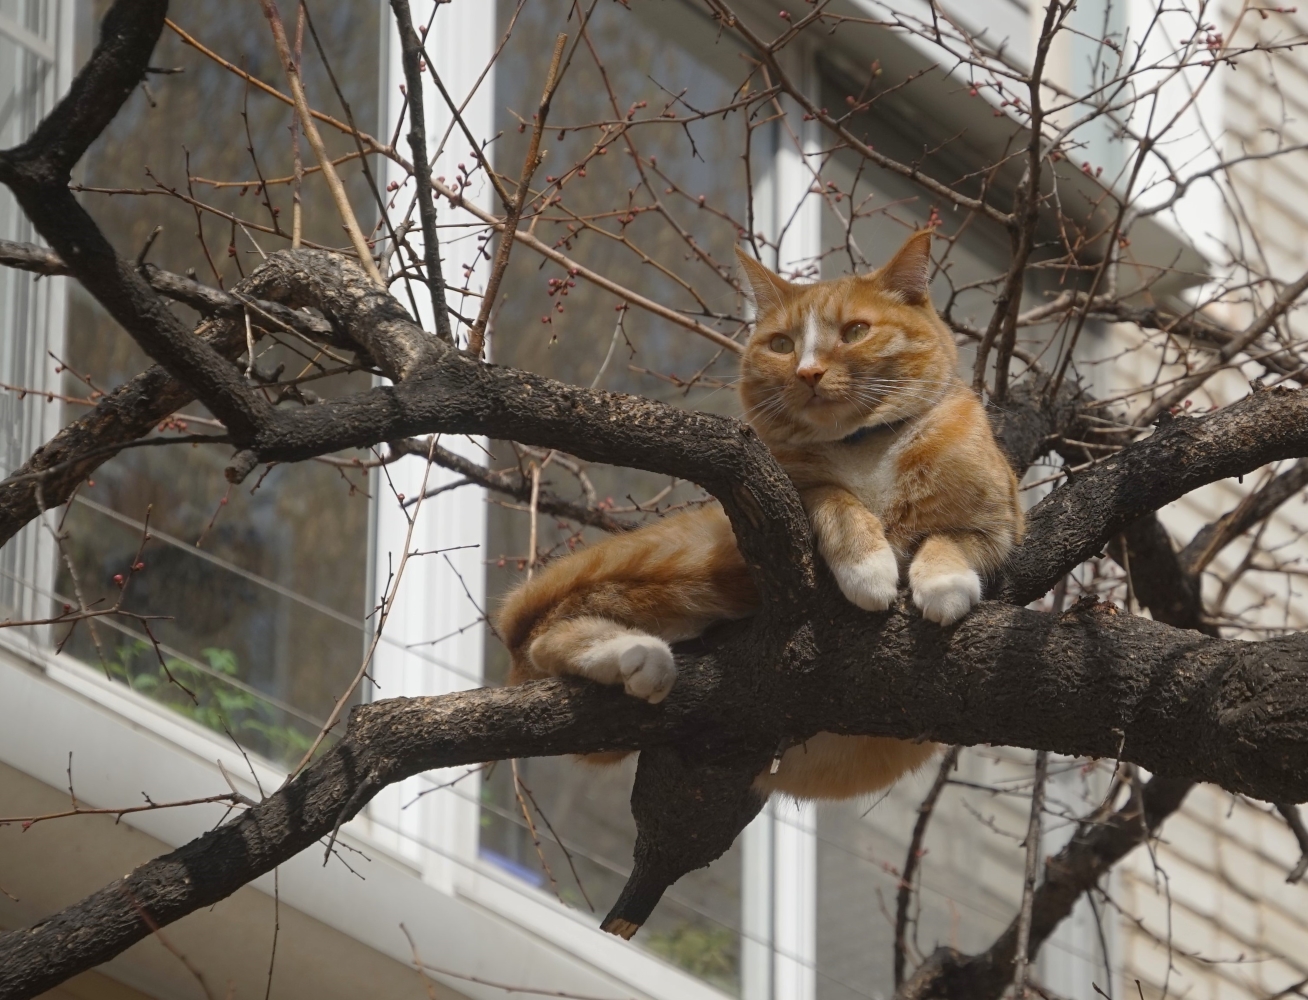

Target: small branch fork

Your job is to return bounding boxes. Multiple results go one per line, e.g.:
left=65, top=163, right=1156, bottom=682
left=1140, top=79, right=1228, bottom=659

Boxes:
left=466, top=32, right=567, bottom=358
left=388, top=0, right=453, bottom=342
left=0, top=792, right=255, bottom=832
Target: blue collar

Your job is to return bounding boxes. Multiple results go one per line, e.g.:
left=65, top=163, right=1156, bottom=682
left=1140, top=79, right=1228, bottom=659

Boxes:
left=839, top=415, right=914, bottom=445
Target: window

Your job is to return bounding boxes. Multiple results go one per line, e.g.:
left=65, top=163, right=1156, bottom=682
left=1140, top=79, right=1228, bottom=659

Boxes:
left=0, top=0, right=66, bottom=625
left=31, top=0, right=385, bottom=765
left=807, top=62, right=1110, bottom=1000
left=477, top=0, right=753, bottom=991
left=359, top=5, right=1112, bottom=998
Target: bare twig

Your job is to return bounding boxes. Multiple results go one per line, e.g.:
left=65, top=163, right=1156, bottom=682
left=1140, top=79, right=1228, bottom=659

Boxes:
left=389, top=0, right=454, bottom=342
left=1013, top=751, right=1049, bottom=999
left=256, top=0, right=384, bottom=284
left=466, top=33, right=567, bottom=358
left=895, top=745, right=961, bottom=988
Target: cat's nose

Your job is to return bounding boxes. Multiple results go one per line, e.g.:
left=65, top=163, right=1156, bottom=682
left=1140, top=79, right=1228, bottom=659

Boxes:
left=796, top=365, right=825, bottom=388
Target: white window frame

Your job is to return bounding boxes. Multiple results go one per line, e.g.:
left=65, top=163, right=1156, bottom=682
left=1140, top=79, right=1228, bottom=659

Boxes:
left=0, top=0, right=73, bottom=633
left=739, top=40, right=823, bottom=1000
left=363, top=5, right=828, bottom=998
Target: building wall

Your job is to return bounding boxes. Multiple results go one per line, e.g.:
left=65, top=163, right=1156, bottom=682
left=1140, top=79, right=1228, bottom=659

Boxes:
left=1109, top=4, right=1308, bottom=999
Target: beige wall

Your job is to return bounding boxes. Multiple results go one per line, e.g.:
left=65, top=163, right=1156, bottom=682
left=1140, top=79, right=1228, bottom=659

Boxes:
left=38, top=971, right=158, bottom=1000
left=1120, top=787, right=1308, bottom=1000
left=1110, top=5, right=1308, bottom=998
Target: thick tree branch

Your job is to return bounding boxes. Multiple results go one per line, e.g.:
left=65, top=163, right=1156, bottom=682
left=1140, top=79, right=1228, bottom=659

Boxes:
left=0, top=0, right=273, bottom=440
left=0, top=238, right=344, bottom=347
left=4, top=595, right=1307, bottom=997
left=1111, top=513, right=1214, bottom=635
left=223, top=250, right=814, bottom=605
left=4, top=9, right=1308, bottom=994
left=896, top=772, right=1193, bottom=1000
left=997, top=387, right=1308, bottom=605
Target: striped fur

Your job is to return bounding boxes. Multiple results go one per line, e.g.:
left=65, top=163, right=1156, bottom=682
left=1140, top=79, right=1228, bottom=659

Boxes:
left=495, top=231, right=1022, bottom=800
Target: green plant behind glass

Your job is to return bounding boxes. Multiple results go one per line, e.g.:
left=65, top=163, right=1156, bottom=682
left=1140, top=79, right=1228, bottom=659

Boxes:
left=106, top=640, right=316, bottom=764
left=645, top=921, right=740, bottom=993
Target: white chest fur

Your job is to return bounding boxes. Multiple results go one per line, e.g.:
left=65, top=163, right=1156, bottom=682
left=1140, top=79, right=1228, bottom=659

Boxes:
left=812, top=432, right=901, bottom=517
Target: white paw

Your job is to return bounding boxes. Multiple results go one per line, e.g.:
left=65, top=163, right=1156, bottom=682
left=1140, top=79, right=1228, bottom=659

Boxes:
left=912, top=570, right=981, bottom=625
left=829, top=546, right=900, bottom=612
left=579, top=635, right=677, bottom=703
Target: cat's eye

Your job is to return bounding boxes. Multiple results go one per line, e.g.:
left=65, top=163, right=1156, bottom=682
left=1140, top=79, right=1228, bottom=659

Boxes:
left=769, top=334, right=794, bottom=354
left=842, top=321, right=871, bottom=344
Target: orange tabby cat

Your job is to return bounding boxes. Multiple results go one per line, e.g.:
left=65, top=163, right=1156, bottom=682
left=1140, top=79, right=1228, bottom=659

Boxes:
left=495, top=231, right=1023, bottom=799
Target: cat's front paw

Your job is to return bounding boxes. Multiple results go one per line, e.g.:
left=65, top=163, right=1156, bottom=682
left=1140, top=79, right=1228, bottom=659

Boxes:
left=912, top=569, right=981, bottom=626
left=830, top=546, right=900, bottom=612
left=580, top=634, right=677, bottom=703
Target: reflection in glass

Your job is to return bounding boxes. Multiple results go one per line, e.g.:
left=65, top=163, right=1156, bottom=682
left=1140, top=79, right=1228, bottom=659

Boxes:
left=49, top=0, right=382, bottom=764
left=481, top=0, right=755, bottom=991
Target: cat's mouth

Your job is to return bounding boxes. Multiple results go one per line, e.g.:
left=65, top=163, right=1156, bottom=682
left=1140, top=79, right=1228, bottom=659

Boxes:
left=800, top=388, right=848, bottom=409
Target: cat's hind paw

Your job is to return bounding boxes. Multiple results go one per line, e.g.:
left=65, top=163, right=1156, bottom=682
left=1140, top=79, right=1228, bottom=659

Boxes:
left=912, top=569, right=981, bottom=626
left=579, top=634, right=677, bottom=703
left=830, top=546, right=900, bottom=612
left=617, top=637, right=677, bottom=703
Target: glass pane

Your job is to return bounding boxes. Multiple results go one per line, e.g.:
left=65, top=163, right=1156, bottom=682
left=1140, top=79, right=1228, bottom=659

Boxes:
left=811, top=71, right=1083, bottom=999
left=0, top=5, right=57, bottom=620
left=47, top=0, right=383, bottom=765
left=482, top=0, right=752, bottom=991
left=0, top=0, right=52, bottom=44
left=814, top=70, right=1062, bottom=379
left=815, top=751, right=1113, bottom=1000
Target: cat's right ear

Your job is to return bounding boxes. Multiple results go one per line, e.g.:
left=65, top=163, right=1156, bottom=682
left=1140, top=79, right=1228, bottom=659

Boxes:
left=735, top=246, right=796, bottom=312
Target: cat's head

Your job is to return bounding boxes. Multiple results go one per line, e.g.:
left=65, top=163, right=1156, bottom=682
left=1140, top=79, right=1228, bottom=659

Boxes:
left=736, top=231, right=959, bottom=445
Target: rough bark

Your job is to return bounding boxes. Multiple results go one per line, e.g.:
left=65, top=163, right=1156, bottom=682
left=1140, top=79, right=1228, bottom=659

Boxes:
left=0, top=238, right=345, bottom=346
left=4, top=595, right=1308, bottom=997
left=896, top=772, right=1193, bottom=1000
left=5, top=4, right=1308, bottom=998
left=996, top=390, right=1308, bottom=605
left=1111, top=513, right=1214, bottom=634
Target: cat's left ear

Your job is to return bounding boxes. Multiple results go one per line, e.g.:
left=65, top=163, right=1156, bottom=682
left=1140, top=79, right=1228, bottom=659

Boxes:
left=873, top=230, right=933, bottom=304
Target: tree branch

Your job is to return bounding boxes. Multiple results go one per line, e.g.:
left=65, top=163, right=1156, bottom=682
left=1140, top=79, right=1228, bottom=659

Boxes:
left=466, top=32, right=566, bottom=358
left=388, top=0, right=453, bottom=342
left=0, top=238, right=344, bottom=347
left=220, top=249, right=814, bottom=605
left=896, top=772, right=1193, bottom=1000
left=0, top=0, right=273, bottom=440
left=3, top=593, right=1305, bottom=997
left=997, top=387, right=1308, bottom=605
left=0, top=260, right=352, bottom=548
left=1180, top=457, right=1308, bottom=576
left=390, top=437, right=639, bottom=534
